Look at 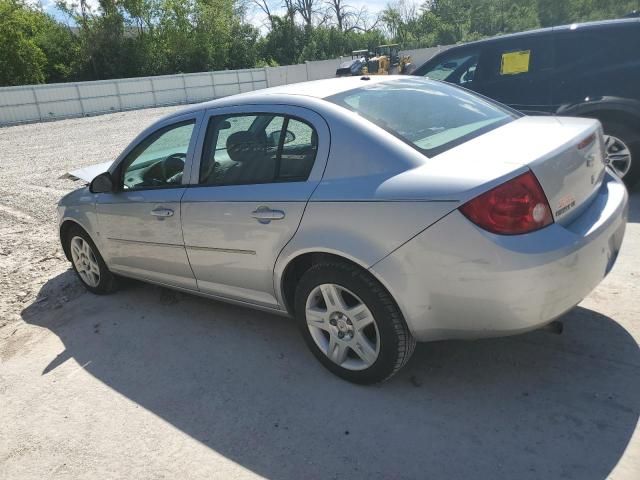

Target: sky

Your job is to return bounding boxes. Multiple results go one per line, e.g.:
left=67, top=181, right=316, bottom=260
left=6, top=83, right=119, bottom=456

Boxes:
left=33, top=0, right=75, bottom=23
left=34, top=0, right=391, bottom=30
left=245, top=0, right=390, bottom=30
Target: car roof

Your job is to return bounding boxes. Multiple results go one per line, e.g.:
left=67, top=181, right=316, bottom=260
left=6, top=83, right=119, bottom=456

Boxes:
left=442, top=17, right=639, bottom=50
left=244, top=76, right=393, bottom=98
left=166, top=75, right=396, bottom=118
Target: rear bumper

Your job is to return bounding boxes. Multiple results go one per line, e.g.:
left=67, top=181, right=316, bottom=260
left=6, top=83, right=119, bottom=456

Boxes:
left=370, top=171, right=628, bottom=342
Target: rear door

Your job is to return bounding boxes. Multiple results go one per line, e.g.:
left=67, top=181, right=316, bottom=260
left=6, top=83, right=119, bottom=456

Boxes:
left=474, top=34, right=554, bottom=115
left=180, top=105, right=330, bottom=308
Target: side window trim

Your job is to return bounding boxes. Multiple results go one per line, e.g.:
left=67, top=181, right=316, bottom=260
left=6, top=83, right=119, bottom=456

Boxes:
left=196, top=112, right=318, bottom=187
left=198, top=116, right=222, bottom=185
left=274, top=116, right=289, bottom=181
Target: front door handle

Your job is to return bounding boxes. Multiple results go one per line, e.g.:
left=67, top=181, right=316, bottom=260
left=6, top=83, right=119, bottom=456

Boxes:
left=150, top=207, right=174, bottom=217
left=251, top=206, right=285, bottom=224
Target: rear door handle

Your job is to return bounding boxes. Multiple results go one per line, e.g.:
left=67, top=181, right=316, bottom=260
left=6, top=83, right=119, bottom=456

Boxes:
left=150, top=207, right=174, bottom=217
left=251, top=206, right=285, bottom=224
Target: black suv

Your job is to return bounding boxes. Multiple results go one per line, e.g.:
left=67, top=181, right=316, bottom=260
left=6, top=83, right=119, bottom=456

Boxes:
left=414, top=18, right=640, bottom=187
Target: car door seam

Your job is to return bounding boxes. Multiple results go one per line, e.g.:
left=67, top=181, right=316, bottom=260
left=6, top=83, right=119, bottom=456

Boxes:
left=271, top=119, right=332, bottom=304
left=178, top=187, right=200, bottom=289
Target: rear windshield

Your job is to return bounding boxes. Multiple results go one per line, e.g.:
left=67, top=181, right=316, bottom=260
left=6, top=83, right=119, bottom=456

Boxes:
left=327, top=78, right=518, bottom=156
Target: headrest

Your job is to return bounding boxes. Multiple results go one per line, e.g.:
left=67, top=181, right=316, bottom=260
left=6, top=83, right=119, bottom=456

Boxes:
left=226, top=131, right=266, bottom=164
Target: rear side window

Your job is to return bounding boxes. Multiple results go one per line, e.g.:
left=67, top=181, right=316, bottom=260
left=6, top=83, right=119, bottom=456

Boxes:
left=199, top=114, right=318, bottom=186
left=327, top=78, right=517, bottom=157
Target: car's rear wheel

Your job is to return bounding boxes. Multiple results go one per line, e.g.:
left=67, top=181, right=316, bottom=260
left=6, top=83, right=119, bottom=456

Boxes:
left=294, top=261, right=415, bottom=384
left=66, top=226, right=117, bottom=294
left=602, top=121, right=639, bottom=187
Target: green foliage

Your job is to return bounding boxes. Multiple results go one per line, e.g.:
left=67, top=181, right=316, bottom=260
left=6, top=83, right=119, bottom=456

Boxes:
left=258, top=16, right=305, bottom=66
left=410, top=0, right=639, bottom=45
left=0, top=0, right=637, bottom=86
left=0, top=0, right=78, bottom=86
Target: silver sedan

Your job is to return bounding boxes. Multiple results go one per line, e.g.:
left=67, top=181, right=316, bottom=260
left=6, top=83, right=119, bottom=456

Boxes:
left=58, top=76, right=628, bottom=383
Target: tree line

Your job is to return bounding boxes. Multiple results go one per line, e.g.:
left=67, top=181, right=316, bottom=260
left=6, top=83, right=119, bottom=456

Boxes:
left=0, top=0, right=637, bottom=87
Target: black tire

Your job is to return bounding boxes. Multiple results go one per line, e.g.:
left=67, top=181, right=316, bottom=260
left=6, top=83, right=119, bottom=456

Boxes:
left=601, top=120, right=640, bottom=188
left=294, top=261, right=416, bottom=384
left=66, top=225, right=118, bottom=294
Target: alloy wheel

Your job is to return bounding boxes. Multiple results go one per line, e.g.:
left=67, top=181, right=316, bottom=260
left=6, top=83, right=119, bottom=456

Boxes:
left=305, top=283, right=380, bottom=371
left=604, top=134, right=632, bottom=179
left=70, top=236, right=101, bottom=288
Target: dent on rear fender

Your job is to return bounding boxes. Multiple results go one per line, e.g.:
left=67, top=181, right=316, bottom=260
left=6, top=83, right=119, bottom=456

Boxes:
left=273, top=200, right=457, bottom=305
left=370, top=180, right=628, bottom=341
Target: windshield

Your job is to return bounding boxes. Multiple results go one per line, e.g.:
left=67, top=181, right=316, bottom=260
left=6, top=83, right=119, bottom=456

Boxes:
left=415, top=52, right=479, bottom=83
left=326, top=77, right=517, bottom=156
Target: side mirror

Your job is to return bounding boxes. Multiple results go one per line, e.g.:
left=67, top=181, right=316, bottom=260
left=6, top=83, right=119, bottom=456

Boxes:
left=90, top=172, right=114, bottom=193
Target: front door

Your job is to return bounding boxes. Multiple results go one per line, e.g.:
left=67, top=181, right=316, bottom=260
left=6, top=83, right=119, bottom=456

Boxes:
left=96, top=115, right=200, bottom=289
left=181, top=106, right=329, bottom=308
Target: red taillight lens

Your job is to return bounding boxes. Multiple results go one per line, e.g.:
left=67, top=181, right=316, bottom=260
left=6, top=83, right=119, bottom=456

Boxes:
left=459, top=171, right=553, bottom=235
left=577, top=132, right=595, bottom=150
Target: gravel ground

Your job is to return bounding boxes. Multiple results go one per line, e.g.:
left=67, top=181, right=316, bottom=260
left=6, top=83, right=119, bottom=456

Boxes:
left=0, top=107, right=181, bottom=328
left=0, top=108, right=639, bottom=479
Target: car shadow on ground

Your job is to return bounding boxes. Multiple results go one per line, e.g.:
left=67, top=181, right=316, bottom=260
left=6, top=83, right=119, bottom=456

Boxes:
left=21, top=271, right=640, bottom=479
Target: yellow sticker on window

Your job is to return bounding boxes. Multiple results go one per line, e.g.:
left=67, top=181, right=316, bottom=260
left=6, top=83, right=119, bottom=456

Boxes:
left=500, top=50, right=531, bottom=75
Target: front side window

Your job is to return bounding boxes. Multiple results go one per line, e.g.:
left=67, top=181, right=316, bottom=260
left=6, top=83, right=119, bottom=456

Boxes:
left=327, top=78, right=516, bottom=157
left=121, top=121, right=195, bottom=190
left=199, top=113, right=318, bottom=186
left=416, top=50, right=480, bottom=87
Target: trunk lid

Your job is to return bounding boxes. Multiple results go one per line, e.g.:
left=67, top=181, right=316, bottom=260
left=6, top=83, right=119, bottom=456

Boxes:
left=505, top=116, right=606, bottom=225
left=393, top=116, right=606, bottom=224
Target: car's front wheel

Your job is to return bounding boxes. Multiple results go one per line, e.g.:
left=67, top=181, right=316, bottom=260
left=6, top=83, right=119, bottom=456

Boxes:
left=295, top=261, right=415, bottom=384
left=66, top=225, right=117, bottom=294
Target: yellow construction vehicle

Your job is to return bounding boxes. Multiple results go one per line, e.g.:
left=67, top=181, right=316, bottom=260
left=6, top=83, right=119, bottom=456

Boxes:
left=335, top=44, right=415, bottom=77
left=335, top=50, right=370, bottom=77
left=364, top=44, right=415, bottom=75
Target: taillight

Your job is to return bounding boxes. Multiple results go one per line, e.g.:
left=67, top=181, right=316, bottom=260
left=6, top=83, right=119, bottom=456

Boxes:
left=459, top=171, right=553, bottom=235
left=577, top=132, right=596, bottom=150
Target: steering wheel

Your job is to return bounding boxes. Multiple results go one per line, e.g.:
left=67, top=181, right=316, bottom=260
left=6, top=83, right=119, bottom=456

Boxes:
left=141, top=152, right=186, bottom=186
left=161, top=153, right=186, bottom=181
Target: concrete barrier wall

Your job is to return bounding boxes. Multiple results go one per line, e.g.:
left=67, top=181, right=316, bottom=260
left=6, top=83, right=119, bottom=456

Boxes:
left=0, top=46, right=447, bottom=126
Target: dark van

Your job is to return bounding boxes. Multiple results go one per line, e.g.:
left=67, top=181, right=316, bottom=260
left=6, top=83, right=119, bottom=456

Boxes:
left=414, top=18, right=640, bottom=186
